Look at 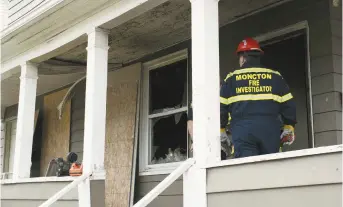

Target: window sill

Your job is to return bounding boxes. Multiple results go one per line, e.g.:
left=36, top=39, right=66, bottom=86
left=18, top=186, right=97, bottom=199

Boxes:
left=206, top=145, right=342, bottom=169
left=139, top=161, right=184, bottom=176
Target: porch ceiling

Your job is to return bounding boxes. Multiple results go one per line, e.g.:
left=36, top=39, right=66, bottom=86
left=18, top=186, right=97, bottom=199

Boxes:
left=1, top=72, right=85, bottom=108
left=1, top=0, right=288, bottom=109
left=52, top=0, right=287, bottom=71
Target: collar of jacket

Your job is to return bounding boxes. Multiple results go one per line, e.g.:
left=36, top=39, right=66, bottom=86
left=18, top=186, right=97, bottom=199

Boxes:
left=240, top=61, right=263, bottom=69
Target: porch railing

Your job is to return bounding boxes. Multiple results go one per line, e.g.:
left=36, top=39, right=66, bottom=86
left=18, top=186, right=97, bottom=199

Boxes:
left=38, top=173, right=91, bottom=207
left=37, top=158, right=194, bottom=207
left=133, top=158, right=195, bottom=207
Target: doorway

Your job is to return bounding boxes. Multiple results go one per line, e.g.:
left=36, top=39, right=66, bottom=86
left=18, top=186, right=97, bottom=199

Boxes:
left=260, top=30, right=312, bottom=151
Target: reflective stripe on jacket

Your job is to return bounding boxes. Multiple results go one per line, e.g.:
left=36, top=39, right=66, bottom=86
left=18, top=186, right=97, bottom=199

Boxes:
left=220, top=67, right=296, bottom=128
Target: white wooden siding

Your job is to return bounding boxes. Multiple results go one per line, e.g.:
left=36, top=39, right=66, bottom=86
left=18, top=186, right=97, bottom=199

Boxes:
left=8, top=0, right=46, bottom=24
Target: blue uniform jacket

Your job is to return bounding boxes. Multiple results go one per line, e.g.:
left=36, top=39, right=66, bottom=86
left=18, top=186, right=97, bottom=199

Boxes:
left=220, top=65, right=296, bottom=128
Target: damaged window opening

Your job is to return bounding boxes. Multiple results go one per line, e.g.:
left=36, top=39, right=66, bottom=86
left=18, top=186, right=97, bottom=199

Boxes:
left=145, top=57, right=189, bottom=166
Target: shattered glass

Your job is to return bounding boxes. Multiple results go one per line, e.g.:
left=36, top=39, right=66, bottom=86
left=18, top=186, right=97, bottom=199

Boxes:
left=149, top=59, right=188, bottom=114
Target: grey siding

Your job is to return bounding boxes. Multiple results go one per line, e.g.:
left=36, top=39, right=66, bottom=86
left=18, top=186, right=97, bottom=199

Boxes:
left=1, top=181, right=78, bottom=207
left=135, top=175, right=183, bottom=207
left=70, top=81, right=86, bottom=162
left=8, top=0, right=47, bottom=25
left=315, top=0, right=343, bottom=145
left=90, top=180, right=105, bottom=207
left=1, top=179, right=103, bottom=207
left=207, top=151, right=342, bottom=207
left=208, top=184, right=342, bottom=207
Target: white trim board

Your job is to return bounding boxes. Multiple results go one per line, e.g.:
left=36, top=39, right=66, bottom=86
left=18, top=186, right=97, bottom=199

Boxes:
left=206, top=145, right=342, bottom=168
left=254, top=21, right=315, bottom=148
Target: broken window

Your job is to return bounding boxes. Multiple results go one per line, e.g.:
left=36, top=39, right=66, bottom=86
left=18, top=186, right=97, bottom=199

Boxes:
left=139, top=51, right=190, bottom=171
left=148, top=59, right=188, bottom=164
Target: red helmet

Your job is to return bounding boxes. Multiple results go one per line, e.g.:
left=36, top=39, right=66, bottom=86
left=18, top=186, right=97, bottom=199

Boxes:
left=236, top=37, right=263, bottom=54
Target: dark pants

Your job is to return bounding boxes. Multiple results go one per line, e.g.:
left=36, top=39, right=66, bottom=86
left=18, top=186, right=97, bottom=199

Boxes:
left=231, top=118, right=280, bottom=158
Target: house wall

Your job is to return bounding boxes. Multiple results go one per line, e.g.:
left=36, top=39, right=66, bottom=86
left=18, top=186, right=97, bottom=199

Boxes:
left=70, top=82, right=86, bottom=162
left=312, top=0, right=342, bottom=147
left=207, top=150, right=342, bottom=207
left=315, top=0, right=343, bottom=146
left=1, top=181, right=78, bottom=207
left=1, top=179, right=103, bottom=207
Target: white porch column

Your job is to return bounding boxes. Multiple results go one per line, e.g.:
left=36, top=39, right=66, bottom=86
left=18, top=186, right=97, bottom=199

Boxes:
left=12, top=62, right=38, bottom=179
left=79, top=27, right=109, bottom=207
left=82, top=27, right=109, bottom=174
left=184, top=0, right=221, bottom=206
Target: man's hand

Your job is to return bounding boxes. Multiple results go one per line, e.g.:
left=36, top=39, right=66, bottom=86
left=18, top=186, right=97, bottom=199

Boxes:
left=187, top=120, right=193, bottom=152
left=187, top=120, right=193, bottom=139
left=280, top=125, right=295, bottom=145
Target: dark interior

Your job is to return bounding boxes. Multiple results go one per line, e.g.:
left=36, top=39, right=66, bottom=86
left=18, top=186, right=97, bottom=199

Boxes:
left=261, top=32, right=311, bottom=150
left=148, top=59, right=188, bottom=163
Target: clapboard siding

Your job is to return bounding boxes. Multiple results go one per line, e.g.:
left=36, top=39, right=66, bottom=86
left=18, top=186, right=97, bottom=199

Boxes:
left=313, top=92, right=342, bottom=113
left=208, top=184, right=342, bottom=207
left=325, top=0, right=343, bottom=147
left=207, top=151, right=342, bottom=207
left=1, top=180, right=103, bottom=207
left=8, top=0, right=47, bottom=24
left=315, top=131, right=342, bottom=147
left=1, top=200, right=78, bottom=207
left=135, top=175, right=183, bottom=207
left=70, top=82, right=86, bottom=162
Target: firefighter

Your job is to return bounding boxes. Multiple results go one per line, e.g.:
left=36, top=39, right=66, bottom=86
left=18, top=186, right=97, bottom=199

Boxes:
left=220, top=37, right=296, bottom=158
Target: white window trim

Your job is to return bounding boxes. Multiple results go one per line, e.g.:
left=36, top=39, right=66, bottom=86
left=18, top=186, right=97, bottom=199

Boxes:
left=139, top=49, right=189, bottom=176
left=1, top=116, right=17, bottom=178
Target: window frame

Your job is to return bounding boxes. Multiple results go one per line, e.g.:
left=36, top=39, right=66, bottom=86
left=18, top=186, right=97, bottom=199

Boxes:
left=2, top=117, right=17, bottom=179
left=139, top=49, right=189, bottom=176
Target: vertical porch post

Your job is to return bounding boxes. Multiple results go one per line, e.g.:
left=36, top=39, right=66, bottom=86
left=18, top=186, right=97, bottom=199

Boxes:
left=184, top=0, right=221, bottom=206
left=12, top=62, right=38, bottom=179
left=78, top=27, right=109, bottom=206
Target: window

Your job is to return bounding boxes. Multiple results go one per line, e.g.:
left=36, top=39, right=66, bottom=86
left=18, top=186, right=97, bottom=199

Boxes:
left=139, top=49, right=190, bottom=175
left=2, top=118, right=17, bottom=179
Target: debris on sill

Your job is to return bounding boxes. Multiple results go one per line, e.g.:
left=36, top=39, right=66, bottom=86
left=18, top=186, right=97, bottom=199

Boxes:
left=151, top=148, right=187, bottom=164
